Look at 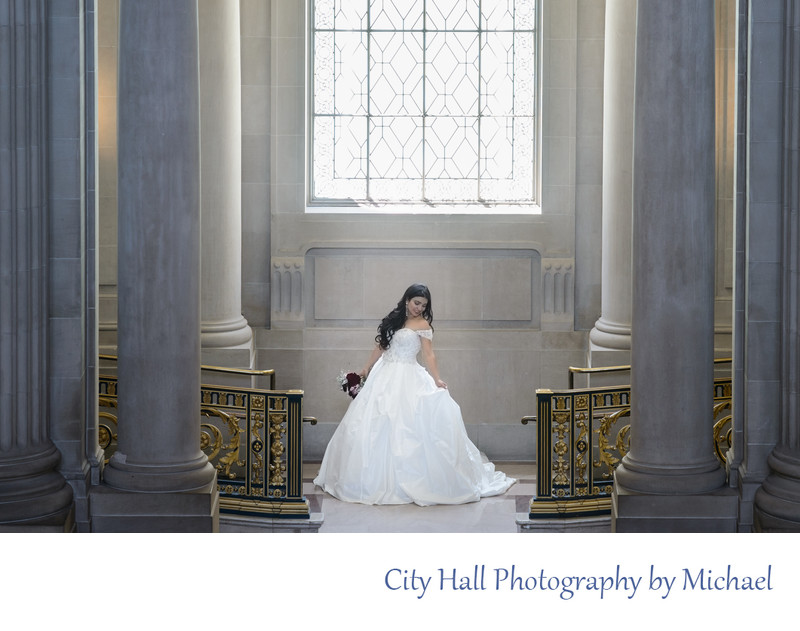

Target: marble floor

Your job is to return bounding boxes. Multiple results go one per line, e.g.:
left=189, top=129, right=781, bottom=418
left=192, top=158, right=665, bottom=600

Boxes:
left=303, top=461, right=537, bottom=533
left=219, top=462, right=612, bottom=532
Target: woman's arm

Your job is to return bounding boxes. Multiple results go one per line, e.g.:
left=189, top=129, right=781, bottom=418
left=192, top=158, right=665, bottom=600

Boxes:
left=360, top=343, right=383, bottom=379
left=420, top=336, right=447, bottom=389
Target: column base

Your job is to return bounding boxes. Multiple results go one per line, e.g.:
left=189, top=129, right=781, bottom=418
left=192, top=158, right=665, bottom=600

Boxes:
left=103, top=453, right=217, bottom=493
left=515, top=513, right=611, bottom=533
left=89, top=479, right=219, bottom=533
left=612, top=485, right=738, bottom=532
left=219, top=512, right=324, bottom=533
left=0, top=500, right=75, bottom=533
left=753, top=446, right=800, bottom=532
left=201, top=315, right=252, bottom=349
left=615, top=456, right=727, bottom=495
left=589, top=318, right=632, bottom=350
left=0, top=444, right=75, bottom=531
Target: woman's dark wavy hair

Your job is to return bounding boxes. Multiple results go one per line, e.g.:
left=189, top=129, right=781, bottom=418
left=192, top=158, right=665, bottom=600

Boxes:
left=375, top=283, right=434, bottom=350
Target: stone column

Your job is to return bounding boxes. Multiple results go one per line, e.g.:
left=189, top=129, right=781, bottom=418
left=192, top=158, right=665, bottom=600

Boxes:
left=0, top=0, right=74, bottom=530
left=753, top=2, right=800, bottom=532
left=589, top=0, right=635, bottom=354
left=612, top=0, right=735, bottom=532
left=47, top=0, right=105, bottom=533
left=198, top=0, right=253, bottom=376
left=93, top=0, right=218, bottom=531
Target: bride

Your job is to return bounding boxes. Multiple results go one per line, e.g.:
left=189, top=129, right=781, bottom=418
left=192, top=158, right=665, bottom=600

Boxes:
left=314, top=283, right=516, bottom=506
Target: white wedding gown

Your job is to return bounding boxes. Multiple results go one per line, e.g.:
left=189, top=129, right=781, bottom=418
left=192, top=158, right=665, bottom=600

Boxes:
left=314, top=328, right=516, bottom=506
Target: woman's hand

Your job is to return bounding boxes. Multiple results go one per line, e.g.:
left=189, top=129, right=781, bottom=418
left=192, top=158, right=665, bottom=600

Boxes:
left=435, top=378, right=448, bottom=389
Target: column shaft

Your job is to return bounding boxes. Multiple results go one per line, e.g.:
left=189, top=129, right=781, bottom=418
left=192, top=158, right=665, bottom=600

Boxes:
left=104, top=0, right=215, bottom=493
left=199, top=0, right=252, bottom=350
left=615, top=0, right=725, bottom=496
left=754, top=0, right=800, bottom=531
left=0, top=0, right=74, bottom=529
left=590, top=0, right=635, bottom=351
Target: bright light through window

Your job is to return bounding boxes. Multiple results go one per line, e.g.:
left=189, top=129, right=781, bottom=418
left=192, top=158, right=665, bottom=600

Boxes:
left=310, top=0, right=537, bottom=208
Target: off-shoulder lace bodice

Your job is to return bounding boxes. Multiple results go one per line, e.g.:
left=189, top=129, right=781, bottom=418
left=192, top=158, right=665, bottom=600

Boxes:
left=382, top=328, right=432, bottom=364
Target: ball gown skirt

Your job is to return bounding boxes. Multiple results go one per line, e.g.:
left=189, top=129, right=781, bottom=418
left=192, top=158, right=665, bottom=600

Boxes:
left=314, top=328, right=516, bottom=506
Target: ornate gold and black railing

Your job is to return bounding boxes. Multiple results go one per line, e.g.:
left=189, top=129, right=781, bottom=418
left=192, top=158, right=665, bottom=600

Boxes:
left=98, top=364, right=313, bottom=520
left=526, top=376, right=733, bottom=519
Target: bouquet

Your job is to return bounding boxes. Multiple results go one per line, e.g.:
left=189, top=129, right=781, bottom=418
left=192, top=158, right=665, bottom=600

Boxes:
left=337, top=370, right=364, bottom=399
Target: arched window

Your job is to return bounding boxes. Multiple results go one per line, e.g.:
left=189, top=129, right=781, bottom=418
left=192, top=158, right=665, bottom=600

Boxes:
left=309, top=0, right=538, bottom=210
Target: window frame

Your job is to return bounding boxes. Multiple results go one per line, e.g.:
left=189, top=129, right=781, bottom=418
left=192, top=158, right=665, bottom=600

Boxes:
left=305, top=0, right=542, bottom=215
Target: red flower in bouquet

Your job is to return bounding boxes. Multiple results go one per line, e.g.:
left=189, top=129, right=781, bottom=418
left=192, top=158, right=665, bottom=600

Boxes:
left=337, top=370, right=364, bottom=398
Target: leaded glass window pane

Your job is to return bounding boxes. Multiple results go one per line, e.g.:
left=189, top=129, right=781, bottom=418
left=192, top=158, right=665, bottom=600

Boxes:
left=311, top=0, right=537, bottom=206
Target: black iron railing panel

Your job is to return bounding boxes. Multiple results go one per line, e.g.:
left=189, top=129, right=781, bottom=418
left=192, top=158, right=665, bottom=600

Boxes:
left=98, top=376, right=310, bottom=519
left=531, top=378, right=732, bottom=519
